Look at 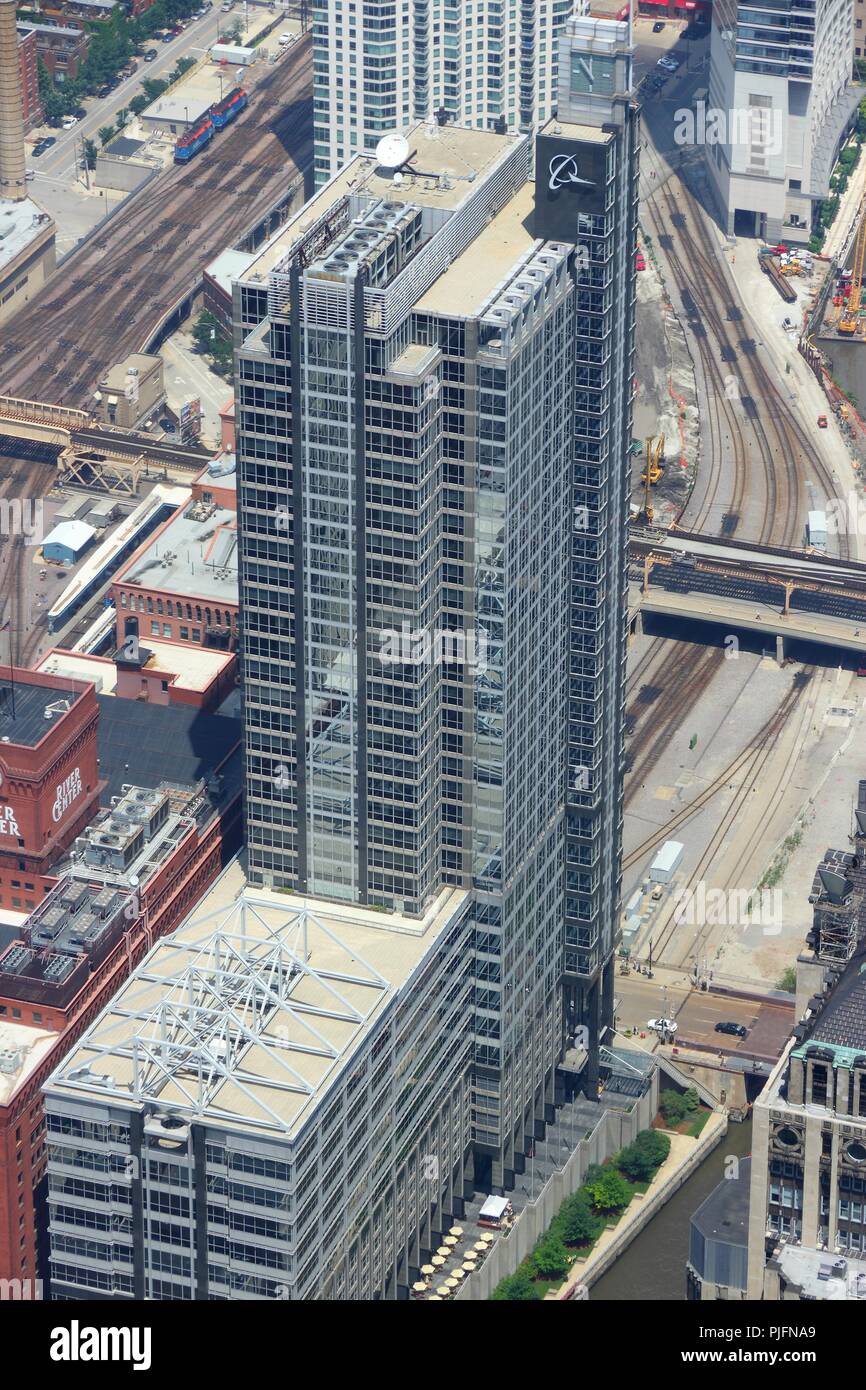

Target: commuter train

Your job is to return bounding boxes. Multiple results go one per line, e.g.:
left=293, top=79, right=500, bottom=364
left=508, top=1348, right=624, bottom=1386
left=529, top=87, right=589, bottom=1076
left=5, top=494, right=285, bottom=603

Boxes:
left=209, top=87, right=248, bottom=129
left=174, top=115, right=215, bottom=163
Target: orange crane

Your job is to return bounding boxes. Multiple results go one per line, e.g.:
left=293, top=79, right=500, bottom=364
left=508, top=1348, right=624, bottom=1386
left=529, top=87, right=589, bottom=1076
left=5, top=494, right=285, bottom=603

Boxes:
left=839, top=209, right=866, bottom=334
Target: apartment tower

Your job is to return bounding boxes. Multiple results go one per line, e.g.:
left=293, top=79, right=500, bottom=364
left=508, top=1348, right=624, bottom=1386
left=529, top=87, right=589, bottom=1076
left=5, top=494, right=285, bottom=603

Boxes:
left=707, top=0, right=858, bottom=243
left=312, top=0, right=584, bottom=185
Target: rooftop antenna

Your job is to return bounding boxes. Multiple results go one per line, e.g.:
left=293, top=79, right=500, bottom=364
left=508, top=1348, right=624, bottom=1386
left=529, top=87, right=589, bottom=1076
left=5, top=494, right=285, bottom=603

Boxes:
left=374, top=133, right=411, bottom=176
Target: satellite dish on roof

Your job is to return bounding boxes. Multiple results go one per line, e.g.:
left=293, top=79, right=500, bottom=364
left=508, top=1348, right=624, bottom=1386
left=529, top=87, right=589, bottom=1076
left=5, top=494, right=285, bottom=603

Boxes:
left=375, top=133, right=410, bottom=170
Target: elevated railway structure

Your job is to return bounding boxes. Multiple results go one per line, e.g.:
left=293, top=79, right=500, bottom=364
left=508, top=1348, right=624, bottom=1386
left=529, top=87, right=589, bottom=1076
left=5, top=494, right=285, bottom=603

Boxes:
left=0, top=395, right=209, bottom=488
left=629, top=527, right=866, bottom=660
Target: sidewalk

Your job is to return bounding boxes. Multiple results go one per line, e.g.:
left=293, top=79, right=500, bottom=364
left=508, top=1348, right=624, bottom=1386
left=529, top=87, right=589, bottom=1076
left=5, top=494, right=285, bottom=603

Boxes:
left=823, top=140, right=866, bottom=264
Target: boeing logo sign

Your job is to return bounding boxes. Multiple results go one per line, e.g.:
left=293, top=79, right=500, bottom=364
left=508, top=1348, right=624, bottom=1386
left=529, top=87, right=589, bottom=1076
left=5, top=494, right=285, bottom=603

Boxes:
left=52, top=767, right=82, bottom=824
left=548, top=153, right=595, bottom=193
left=535, top=133, right=607, bottom=238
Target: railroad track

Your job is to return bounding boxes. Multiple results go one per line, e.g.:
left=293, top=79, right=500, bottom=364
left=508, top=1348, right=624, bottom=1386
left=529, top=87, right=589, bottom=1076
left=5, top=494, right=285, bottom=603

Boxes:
left=640, top=139, right=848, bottom=558
left=622, top=131, right=850, bottom=837
left=641, top=670, right=816, bottom=969
left=0, top=39, right=313, bottom=408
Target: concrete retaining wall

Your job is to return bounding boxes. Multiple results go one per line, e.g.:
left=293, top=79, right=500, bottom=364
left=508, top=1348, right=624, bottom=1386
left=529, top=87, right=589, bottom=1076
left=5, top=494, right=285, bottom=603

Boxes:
left=455, top=1081, right=657, bottom=1301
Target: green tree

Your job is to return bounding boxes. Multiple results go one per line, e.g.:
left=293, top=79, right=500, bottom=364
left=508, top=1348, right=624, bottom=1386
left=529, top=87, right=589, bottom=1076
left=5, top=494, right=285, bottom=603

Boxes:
left=559, top=1192, right=604, bottom=1247
left=83, top=138, right=98, bottom=170
left=116, top=107, right=130, bottom=128
left=777, top=965, right=796, bottom=994
left=617, top=1129, right=671, bottom=1182
left=491, top=1267, right=541, bottom=1301
left=98, top=125, right=116, bottom=147
left=142, top=77, right=169, bottom=103
left=192, top=310, right=222, bottom=353
left=170, top=56, right=196, bottom=82
left=531, top=1236, right=571, bottom=1280
left=585, top=1167, right=632, bottom=1214
left=129, top=94, right=150, bottom=116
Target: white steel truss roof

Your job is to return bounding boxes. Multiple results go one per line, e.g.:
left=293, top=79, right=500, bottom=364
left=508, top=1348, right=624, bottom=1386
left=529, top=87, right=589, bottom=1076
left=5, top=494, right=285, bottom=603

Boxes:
left=53, top=894, right=392, bottom=1133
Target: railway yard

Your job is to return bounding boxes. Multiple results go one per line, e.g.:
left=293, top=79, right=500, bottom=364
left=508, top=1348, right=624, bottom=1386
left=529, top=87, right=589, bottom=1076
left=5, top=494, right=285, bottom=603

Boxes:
left=618, top=72, right=866, bottom=1030
left=0, top=35, right=313, bottom=409
left=0, top=34, right=312, bottom=666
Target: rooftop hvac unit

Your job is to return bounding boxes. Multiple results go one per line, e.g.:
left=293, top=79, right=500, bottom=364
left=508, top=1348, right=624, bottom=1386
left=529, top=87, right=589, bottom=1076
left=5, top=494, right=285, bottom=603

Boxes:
left=0, top=945, right=33, bottom=974
left=0, top=1048, right=22, bottom=1075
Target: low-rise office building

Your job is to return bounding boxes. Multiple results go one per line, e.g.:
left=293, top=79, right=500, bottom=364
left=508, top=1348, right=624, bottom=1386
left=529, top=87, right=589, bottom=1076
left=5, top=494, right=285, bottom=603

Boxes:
left=0, top=748, right=243, bottom=1288
left=44, top=858, right=474, bottom=1300
left=95, top=353, right=164, bottom=431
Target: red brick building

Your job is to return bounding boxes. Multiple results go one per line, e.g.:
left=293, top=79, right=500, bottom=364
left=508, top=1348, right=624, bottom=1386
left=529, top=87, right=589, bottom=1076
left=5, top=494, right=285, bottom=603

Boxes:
left=0, top=766, right=243, bottom=1287
left=0, top=670, right=103, bottom=915
left=111, top=461, right=239, bottom=653
left=17, top=27, right=43, bottom=134
left=24, top=21, right=90, bottom=84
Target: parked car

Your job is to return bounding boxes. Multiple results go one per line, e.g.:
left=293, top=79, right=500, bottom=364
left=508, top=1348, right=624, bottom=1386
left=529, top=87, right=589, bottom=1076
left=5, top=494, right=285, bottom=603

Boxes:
left=278, top=31, right=293, bottom=44
left=817, top=415, right=828, bottom=428
left=715, top=1021, right=747, bottom=1038
left=162, top=31, right=175, bottom=42
left=41, top=136, right=57, bottom=149
left=144, top=48, right=158, bottom=61
left=652, top=20, right=665, bottom=32
left=636, top=253, right=646, bottom=271
left=31, top=142, right=46, bottom=158
left=647, top=1017, right=678, bottom=1035
left=61, top=115, right=78, bottom=129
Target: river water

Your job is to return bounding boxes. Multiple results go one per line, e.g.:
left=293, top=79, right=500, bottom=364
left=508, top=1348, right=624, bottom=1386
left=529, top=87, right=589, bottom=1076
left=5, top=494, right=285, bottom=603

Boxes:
left=590, top=1119, right=753, bottom=1300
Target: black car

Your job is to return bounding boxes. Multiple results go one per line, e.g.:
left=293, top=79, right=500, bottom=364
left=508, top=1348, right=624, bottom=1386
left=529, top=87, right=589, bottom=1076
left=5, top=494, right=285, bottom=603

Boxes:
left=652, top=20, right=664, bottom=32
left=31, top=141, right=46, bottom=158
left=715, top=1021, right=747, bottom=1038
left=144, top=47, right=159, bottom=61
left=162, top=30, right=175, bottom=41
left=41, top=136, right=57, bottom=149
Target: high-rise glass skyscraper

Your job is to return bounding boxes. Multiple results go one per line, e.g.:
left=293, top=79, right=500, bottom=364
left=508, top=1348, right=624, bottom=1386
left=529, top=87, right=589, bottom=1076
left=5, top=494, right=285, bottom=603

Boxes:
left=312, top=0, right=584, bottom=186
left=236, top=14, right=637, bottom=1182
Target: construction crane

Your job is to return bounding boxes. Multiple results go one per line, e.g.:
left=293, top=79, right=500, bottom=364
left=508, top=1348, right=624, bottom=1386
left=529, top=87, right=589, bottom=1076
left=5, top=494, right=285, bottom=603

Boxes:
left=839, top=209, right=866, bottom=334
left=638, top=434, right=665, bottom=525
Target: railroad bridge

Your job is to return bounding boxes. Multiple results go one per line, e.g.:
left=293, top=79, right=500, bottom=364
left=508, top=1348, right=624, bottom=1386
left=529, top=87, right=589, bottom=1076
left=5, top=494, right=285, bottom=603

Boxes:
left=629, top=528, right=866, bottom=662
left=0, top=395, right=210, bottom=491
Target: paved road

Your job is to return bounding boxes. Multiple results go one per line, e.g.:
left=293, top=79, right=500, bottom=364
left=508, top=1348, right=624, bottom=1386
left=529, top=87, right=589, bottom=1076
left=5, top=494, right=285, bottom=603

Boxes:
left=29, top=9, right=240, bottom=185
